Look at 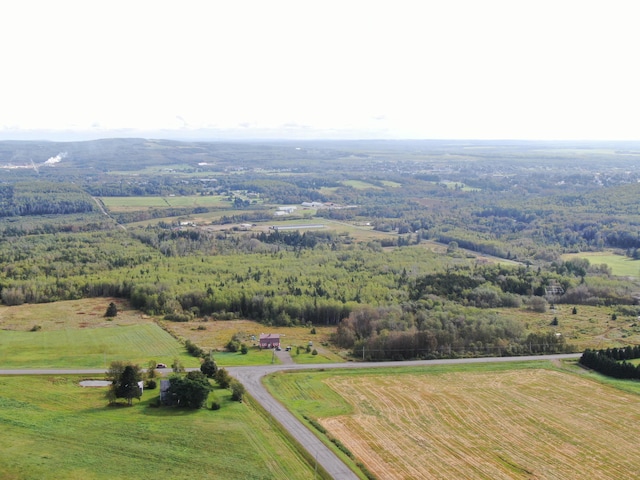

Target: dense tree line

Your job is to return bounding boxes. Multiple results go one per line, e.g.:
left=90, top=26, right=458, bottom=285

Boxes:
left=579, top=347, right=640, bottom=379
left=0, top=182, right=96, bottom=217
left=0, top=225, right=636, bottom=329
left=332, top=306, right=572, bottom=360
left=253, top=230, right=337, bottom=249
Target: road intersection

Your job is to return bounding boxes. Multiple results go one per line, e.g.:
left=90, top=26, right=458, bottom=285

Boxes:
left=1, top=353, right=581, bottom=479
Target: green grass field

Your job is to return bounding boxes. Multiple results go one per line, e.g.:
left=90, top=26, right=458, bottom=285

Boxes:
left=562, top=251, right=640, bottom=277
left=0, top=375, right=315, bottom=480
left=0, top=323, right=198, bottom=369
left=380, top=180, right=401, bottom=188
left=339, top=180, right=382, bottom=190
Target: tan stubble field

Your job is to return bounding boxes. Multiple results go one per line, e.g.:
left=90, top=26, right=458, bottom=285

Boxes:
left=320, top=368, right=640, bottom=479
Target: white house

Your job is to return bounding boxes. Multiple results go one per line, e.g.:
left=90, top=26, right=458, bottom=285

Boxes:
left=277, top=206, right=297, bottom=214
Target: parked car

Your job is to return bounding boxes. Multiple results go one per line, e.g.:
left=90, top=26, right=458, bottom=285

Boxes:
left=275, top=346, right=282, bottom=351
left=156, top=363, right=167, bottom=369
left=285, top=346, right=292, bottom=351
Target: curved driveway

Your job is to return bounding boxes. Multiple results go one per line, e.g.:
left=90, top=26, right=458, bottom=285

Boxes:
left=0, top=353, right=581, bottom=479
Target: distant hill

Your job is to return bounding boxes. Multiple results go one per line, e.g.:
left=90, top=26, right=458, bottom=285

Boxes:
left=3, top=137, right=640, bottom=174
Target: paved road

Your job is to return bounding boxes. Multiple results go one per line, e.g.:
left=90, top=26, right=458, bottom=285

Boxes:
left=0, top=353, right=582, bottom=479
left=229, top=353, right=582, bottom=479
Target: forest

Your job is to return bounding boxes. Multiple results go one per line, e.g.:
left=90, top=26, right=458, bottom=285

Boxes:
left=1, top=138, right=640, bottom=359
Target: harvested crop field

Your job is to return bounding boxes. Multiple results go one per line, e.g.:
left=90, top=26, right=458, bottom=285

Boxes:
left=319, top=368, right=640, bottom=479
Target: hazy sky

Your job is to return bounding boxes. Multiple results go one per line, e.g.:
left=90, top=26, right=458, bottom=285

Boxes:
left=2, top=0, right=638, bottom=140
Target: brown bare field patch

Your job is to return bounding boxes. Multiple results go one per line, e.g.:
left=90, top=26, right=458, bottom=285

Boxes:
left=163, top=318, right=336, bottom=351
left=0, top=298, right=147, bottom=331
left=515, top=304, right=640, bottom=350
left=321, top=369, right=640, bottom=479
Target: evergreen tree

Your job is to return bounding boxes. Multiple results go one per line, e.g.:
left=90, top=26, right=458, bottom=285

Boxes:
left=110, top=364, right=142, bottom=406
left=105, top=302, right=118, bottom=317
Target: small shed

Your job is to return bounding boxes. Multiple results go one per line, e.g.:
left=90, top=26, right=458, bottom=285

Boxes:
left=259, top=333, right=281, bottom=349
left=160, top=379, right=176, bottom=406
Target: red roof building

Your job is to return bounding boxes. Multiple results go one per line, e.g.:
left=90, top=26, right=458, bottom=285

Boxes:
left=259, top=333, right=281, bottom=349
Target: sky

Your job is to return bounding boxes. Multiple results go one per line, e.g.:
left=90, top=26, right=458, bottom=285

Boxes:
left=1, top=0, right=639, bottom=141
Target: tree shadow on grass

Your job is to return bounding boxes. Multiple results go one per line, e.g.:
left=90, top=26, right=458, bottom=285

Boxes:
left=81, top=398, right=205, bottom=416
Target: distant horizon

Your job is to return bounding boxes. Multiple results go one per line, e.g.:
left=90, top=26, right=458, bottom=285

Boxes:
left=2, top=128, right=640, bottom=145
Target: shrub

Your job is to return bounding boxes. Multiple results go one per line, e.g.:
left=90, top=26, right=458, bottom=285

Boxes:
left=329, top=437, right=354, bottom=459
left=215, top=368, right=231, bottom=389
left=210, top=401, right=221, bottom=410
left=145, top=379, right=157, bottom=390
left=163, top=312, right=192, bottom=322
left=30, top=324, right=42, bottom=332
left=312, top=349, right=318, bottom=355
left=303, top=415, right=327, bottom=434
left=357, top=462, right=379, bottom=480
left=185, top=339, right=205, bottom=358
left=230, top=380, right=246, bottom=402
left=171, top=358, right=185, bottom=373
left=528, top=296, right=548, bottom=313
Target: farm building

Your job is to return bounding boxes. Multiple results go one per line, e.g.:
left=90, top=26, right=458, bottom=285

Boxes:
left=277, top=206, right=297, bottom=214
left=160, top=380, right=176, bottom=406
left=259, top=333, right=281, bottom=349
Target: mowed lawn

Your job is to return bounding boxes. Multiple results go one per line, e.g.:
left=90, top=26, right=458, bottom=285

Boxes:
left=0, top=299, right=197, bottom=369
left=265, top=361, right=640, bottom=479
left=0, top=375, right=315, bottom=480
left=0, top=323, right=196, bottom=369
left=562, top=251, right=640, bottom=277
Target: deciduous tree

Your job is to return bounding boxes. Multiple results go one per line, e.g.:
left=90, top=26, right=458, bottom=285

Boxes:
left=200, top=356, right=218, bottom=378
left=168, top=371, right=211, bottom=409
